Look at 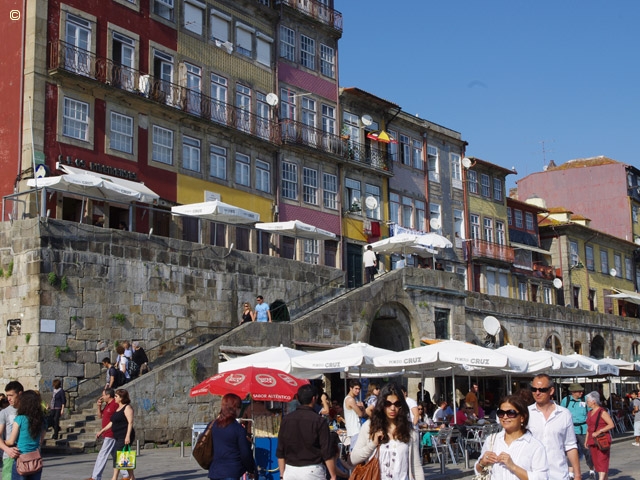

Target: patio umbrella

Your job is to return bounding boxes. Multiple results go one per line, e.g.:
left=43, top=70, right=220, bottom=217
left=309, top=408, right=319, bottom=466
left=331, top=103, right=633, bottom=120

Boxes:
left=368, top=233, right=437, bottom=258
left=291, top=341, right=395, bottom=373
left=496, top=345, right=591, bottom=376
left=171, top=200, right=260, bottom=224
left=255, top=220, right=336, bottom=240
left=190, top=366, right=309, bottom=401
left=366, top=130, right=398, bottom=144
left=565, top=354, right=619, bottom=376
left=218, top=345, right=321, bottom=379
left=415, top=232, right=453, bottom=249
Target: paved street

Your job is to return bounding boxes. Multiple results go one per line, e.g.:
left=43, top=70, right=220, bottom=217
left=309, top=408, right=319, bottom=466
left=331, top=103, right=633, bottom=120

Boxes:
left=44, top=434, right=638, bottom=480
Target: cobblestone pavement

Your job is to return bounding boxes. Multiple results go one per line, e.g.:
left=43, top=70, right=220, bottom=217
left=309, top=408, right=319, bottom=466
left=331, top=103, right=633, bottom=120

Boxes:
left=44, top=433, right=637, bottom=480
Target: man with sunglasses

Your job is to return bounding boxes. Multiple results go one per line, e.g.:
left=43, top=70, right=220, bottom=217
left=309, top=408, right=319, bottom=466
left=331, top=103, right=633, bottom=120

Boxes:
left=527, top=374, right=581, bottom=480
left=254, top=295, right=271, bottom=323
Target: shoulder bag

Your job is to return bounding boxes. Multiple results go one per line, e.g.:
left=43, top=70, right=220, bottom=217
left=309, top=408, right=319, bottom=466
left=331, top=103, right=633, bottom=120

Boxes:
left=472, top=432, right=496, bottom=480
left=592, top=409, right=612, bottom=451
left=16, top=450, right=43, bottom=475
left=349, top=445, right=380, bottom=480
left=192, top=421, right=214, bottom=470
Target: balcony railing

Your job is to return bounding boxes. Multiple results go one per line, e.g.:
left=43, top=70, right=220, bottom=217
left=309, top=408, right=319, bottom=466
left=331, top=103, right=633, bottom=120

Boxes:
left=280, top=119, right=392, bottom=173
left=276, top=0, right=343, bottom=32
left=471, top=239, right=515, bottom=263
left=49, top=41, right=280, bottom=144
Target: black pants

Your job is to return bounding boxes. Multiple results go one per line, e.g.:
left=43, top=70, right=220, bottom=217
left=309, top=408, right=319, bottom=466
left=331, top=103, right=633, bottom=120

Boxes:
left=365, top=266, right=376, bottom=283
left=51, top=409, right=62, bottom=439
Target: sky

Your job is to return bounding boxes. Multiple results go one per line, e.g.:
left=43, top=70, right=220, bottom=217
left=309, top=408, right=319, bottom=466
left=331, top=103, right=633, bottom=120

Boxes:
left=337, top=0, right=640, bottom=190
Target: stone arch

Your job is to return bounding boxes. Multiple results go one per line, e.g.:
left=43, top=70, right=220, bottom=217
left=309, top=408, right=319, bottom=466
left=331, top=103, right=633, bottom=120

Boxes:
left=368, top=302, right=414, bottom=352
left=500, top=326, right=511, bottom=346
left=632, top=340, right=639, bottom=361
left=615, top=345, right=622, bottom=358
left=590, top=335, right=606, bottom=359
left=573, top=341, right=582, bottom=355
left=270, top=299, right=290, bottom=322
left=545, top=333, right=563, bottom=354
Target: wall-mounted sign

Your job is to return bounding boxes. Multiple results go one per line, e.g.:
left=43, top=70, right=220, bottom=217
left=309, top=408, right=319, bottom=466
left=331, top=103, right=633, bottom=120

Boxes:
left=57, top=155, right=138, bottom=180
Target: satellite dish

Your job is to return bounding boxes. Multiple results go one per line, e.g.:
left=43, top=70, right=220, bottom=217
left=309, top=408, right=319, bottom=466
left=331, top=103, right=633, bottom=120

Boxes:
left=429, top=218, right=441, bottom=230
left=462, top=157, right=473, bottom=169
left=364, top=196, right=378, bottom=210
left=483, top=316, right=501, bottom=336
left=266, top=93, right=279, bottom=106
left=553, top=278, right=563, bottom=289
left=609, top=268, right=617, bottom=277
left=635, top=237, right=640, bottom=246
left=361, top=114, right=373, bottom=126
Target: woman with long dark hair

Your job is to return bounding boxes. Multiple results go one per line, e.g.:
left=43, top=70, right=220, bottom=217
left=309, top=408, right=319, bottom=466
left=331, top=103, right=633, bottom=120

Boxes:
left=6, top=390, right=45, bottom=479
left=475, top=394, right=548, bottom=479
left=208, top=393, right=255, bottom=480
left=350, top=382, right=424, bottom=480
left=96, top=389, right=135, bottom=480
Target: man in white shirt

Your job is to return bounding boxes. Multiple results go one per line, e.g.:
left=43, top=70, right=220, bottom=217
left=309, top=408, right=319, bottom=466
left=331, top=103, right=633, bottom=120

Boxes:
left=343, top=380, right=365, bottom=447
left=528, top=374, right=581, bottom=480
left=400, top=385, right=419, bottom=427
left=362, top=246, right=377, bottom=283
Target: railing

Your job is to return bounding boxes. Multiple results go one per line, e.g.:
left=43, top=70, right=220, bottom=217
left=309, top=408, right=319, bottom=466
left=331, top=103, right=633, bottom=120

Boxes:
left=470, top=239, right=514, bottom=263
left=280, top=119, right=393, bottom=173
left=49, top=41, right=281, bottom=144
left=276, top=0, right=343, bottom=32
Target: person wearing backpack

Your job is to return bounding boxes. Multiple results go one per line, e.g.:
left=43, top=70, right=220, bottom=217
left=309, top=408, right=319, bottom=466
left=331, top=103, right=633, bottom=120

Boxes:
left=115, top=346, right=131, bottom=384
left=102, top=358, right=125, bottom=389
left=562, top=383, right=595, bottom=480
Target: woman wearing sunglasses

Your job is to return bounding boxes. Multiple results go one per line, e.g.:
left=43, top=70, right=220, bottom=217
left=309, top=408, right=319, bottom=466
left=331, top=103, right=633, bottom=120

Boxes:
left=350, top=382, right=424, bottom=480
left=475, top=395, right=548, bottom=480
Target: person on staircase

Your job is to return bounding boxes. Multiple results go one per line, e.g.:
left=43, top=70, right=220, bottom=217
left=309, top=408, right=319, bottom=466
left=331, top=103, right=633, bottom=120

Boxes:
left=48, top=379, right=65, bottom=440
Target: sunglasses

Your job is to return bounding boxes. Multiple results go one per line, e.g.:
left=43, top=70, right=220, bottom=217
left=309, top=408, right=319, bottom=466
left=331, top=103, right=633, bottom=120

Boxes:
left=383, top=400, right=403, bottom=409
left=530, top=386, right=552, bottom=393
left=496, top=409, right=519, bottom=418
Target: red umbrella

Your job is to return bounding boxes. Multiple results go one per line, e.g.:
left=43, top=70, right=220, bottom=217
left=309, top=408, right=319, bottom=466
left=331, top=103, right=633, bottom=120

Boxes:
left=189, top=366, right=309, bottom=402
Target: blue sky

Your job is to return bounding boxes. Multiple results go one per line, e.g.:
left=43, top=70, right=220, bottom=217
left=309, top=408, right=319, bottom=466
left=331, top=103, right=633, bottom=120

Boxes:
left=337, top=0, right=639, bottom=190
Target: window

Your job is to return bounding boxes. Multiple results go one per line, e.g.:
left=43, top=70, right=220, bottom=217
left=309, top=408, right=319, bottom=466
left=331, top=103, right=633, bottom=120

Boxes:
left=625, top=256, right=633, bottom=280
left=184, top=0, right=204, bottom=35
left=345, top=178, right=361, bottom=212
left=525, top=212, right=534, bottom=231
left=323, top=173, right=337, bottom=209
left=152, top=125, right=173, bottom=165
left=514, top=210, right=523, bottom=228
left=388, top=130, right=398, bottom=162
left=182, top=135, right=200, bottom=172
left=483, top=217, right=493, bottom=242
left=496, top=221, right=505, bottom=245
left=320, top=44, right=335, bottom=77
left=210, top=10, right=230, bottom=42
left=65, top=13, right=91, bottom=75
left=402, top=196, right=413, bottom=227
left=210, top=73, right=227, bottom=123
left=236, top=23, right=254, bottom=57
left=543, top=286, right=552, bottom=305
left=434, top=308, right=449, bottom=340
left=570, top=241, right=579, bottom=267
left=412, top=140, right=423, bottom=169
left=280, top=88, right=296, bottom=137
left=321, top=105, right=335, bottom=134
left=633, top=205, right=638, bottom=224
left=185, top=63, right=202, bottom=115
left=304, top=239, right=319, bottom=264
left=585, top=245, right=595, bottom=270
left=301, top=97, right=316, bottom=145
left=209, top=144, right=226, bottom=179
left=255, top=159, right=270, bottom=192
left=236, top=84, right=251, bottom=132
left=256, top=92, right=270, bottom=140
left=279, top=26, right=295, bottom=61
left=600, top=248, right=608, bottom=273
left=153, top=50, right=174, bottom=104
left=110, top=112, right=133, bottom=153
left=481, top=174, right=490, bottom=197
left=365, top=184, right=381, bottom=220
left=454, top=209, right=464, bottom=240
left=235, top=153, right=250, bottom=186
left=519, top=282, right=528, bottom=301
left=389, top=193, right=400, bottom=224
left=303, top=167, right=318, bottom=204
left=507, top=207, right=512, bottom=226
left=396, top=134, right=409, bottom=165
left=256, top=33, right=273, bottom=66
left=153, top=0, right=174, bottom=20
left=493, top=177, right=503, bottom=201
left=468, top=169, right=478, bottom=194
left=614, top=253, right=622, bottom=277
left=430, top=203, right=441, bottom=233
left=414, top=200, right=425, bottom=232
left=282, top=161, right=298, bottom=199
left=427, top=145, right=439, bottom=182
left=111, top=31, right=135, bottom=90
left=300, top=35, right=315, bottom=69
left=63, top=97, right=89, bottom=141
left=451, top=153, right=462, bottom=188
left=470, top=214, right=480, bottom=239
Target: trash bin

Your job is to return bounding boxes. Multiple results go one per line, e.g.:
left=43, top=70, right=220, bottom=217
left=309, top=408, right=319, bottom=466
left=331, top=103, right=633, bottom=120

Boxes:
left=255, top=436, right=279, bottom=480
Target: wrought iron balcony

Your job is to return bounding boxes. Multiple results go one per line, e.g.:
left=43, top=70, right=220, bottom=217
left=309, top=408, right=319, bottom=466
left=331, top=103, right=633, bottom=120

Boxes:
left=470, top=239, right=515, bottom=263
left=49, top=41, right=280, bottom=144
left=280, top=119, right=393, bottom=173
left=276, top=0, right=343, bottom=32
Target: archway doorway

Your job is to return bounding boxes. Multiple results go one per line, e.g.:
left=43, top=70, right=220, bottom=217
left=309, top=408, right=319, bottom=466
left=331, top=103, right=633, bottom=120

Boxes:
left=590, top=335, right=606, bottom=359
left=368, top=303, right=412, bottom=352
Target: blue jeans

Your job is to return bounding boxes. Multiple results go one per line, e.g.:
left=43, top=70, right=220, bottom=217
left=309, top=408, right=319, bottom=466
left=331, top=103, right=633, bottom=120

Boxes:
left=11, top=461, right=42, bottom=480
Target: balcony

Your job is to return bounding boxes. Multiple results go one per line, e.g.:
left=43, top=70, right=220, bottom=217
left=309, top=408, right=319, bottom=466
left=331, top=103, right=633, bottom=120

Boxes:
left=277, top=0, right=343, bottom=32
left=280, top=119, right=393, bottom=174
left=470, top=239, right=514, bottom=263
left=49, top=41, right=280, bottom=144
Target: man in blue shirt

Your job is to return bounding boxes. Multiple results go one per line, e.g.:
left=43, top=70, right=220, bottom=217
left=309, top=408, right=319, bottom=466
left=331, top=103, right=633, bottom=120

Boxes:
left=254, top=295, right=271, bottom=322
left=561, top=383, right=594, bottom=480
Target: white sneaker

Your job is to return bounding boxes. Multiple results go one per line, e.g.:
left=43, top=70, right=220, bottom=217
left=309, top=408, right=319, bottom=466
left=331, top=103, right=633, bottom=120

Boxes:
left=632, top=441, right=640, bottom=446
left=589, top=471, right=596, bottom=479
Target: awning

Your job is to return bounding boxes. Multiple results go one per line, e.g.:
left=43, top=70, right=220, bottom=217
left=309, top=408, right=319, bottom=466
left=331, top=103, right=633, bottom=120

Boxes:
left=255, top=220, right=336, bottom=240
left=606, top=288, right=640, bottom=305
left=511, top=242, right=551, bottom=256
left=171, top=200, right=259, bottom=224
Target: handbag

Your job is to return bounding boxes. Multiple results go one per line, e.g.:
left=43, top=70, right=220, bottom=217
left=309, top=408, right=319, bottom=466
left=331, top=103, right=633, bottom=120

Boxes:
left=349, top=445, right=380, bottom=480
left=115, top=445, right=137, bottom=469
left=472, top=433, right=496, bottom=480
left=593, top=409, right=611, bottom=451
left=192, top=421, right=214, bottom=470
left=16, top=450, right=43, bottom=475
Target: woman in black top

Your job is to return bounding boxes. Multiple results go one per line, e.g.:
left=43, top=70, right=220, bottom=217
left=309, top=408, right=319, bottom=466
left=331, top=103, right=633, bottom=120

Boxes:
left=97, top=389, right=135, bottom=480
left=240, top=302, right=254, bottom=324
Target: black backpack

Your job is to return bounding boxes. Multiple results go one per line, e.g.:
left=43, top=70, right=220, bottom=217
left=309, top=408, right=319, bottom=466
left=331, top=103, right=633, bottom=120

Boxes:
left=112, top=366, right=126, bottom=388
left=127, top=356, right=140, bottom=378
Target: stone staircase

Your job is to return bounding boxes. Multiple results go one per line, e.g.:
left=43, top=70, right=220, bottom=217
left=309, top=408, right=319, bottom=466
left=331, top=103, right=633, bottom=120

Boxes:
left=42, top=410, right=100, bottom=454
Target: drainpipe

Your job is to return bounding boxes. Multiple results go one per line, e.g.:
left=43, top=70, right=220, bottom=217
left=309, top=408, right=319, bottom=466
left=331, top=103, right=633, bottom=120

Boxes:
left=462, top=148, right=472, bottom=290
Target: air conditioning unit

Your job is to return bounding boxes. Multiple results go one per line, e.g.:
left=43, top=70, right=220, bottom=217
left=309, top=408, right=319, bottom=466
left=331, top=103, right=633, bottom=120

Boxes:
left=138, top=75, right=151, bottom=97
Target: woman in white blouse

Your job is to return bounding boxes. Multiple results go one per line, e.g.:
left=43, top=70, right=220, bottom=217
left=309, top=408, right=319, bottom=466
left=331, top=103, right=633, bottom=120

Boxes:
left=350, top=382, right=424, bottom=480
left=475, top=395, right=548, bottom=480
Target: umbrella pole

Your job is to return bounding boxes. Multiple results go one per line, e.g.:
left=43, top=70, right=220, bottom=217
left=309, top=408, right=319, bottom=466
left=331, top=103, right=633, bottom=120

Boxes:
left=452, top=373, right=457, bottom=422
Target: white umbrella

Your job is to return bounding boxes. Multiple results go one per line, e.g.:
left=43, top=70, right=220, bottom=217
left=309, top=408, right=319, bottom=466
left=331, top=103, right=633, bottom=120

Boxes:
left=171, top=200, right=260, bottom=224
left=28, top=174, right=146, bottom=204
left=368, top=233, right=437, bottom=257
left=566, top=354, right=619, bottom=376
left=218, top=345, right=320, bottom=379
left=292, top=342, right=394, bottom=373
left=255, top=220, right=336, bottom=240
left=415, top=232, right=453, bottom=249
